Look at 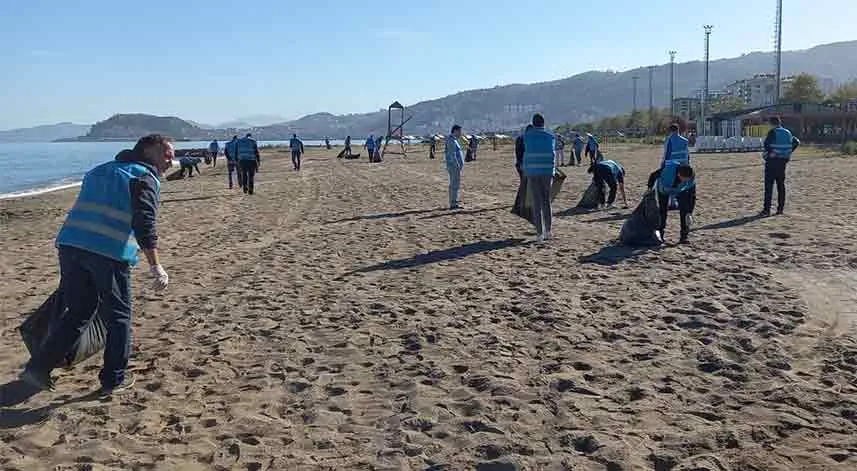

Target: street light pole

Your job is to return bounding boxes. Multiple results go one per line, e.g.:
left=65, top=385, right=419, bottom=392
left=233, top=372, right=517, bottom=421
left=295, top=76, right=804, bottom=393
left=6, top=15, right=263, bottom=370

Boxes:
left=669, top=51, right=676, bottom=116
left=700, top=25, right=713, bottom=136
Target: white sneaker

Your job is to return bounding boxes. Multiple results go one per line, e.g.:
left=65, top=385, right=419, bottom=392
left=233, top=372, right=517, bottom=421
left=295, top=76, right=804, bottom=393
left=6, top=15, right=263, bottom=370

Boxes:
left=536, top=233, right=545, bottom=243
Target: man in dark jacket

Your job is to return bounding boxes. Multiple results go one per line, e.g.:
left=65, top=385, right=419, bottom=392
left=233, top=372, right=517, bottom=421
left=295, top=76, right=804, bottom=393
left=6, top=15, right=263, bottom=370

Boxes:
left=20, top=134, right=173, bottom=395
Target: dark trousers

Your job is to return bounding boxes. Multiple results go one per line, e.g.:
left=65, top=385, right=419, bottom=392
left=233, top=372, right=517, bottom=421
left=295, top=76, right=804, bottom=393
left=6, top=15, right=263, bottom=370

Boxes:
left=239, top=160, right=257, bottom=194
left=291, top=151, right=302, bottom=170
left=528, top=175, right=553, bottom=236
left=227, top=162, right=237, bottom=188
left=658, top=188, right=696, bottom=240
left=573, top=148, right=583, bottom=165
left=593, top=167, right=618, bottom=205
left=764, top=159, right=788, bottom=212
left=210, top=152, right=217, bottom=168
left=27, top=246, right=132, bottom=389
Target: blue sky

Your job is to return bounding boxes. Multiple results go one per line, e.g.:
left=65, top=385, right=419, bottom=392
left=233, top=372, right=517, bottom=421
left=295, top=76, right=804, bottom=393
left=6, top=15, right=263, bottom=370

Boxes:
left=2, top=0, right=855, bottom=129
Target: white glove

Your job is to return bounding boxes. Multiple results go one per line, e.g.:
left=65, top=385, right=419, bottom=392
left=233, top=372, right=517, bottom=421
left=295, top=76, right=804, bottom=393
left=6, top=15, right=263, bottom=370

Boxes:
left=149, top=264, right=169, bottom=291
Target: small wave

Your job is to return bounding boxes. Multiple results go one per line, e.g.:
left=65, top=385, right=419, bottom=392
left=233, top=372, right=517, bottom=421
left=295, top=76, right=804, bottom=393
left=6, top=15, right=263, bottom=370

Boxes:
left=0, top=180, right=82, bottom=200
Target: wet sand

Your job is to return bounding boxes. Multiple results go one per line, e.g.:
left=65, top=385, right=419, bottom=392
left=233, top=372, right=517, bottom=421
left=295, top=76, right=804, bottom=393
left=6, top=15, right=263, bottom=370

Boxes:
left=1, top=144, right=856, bottom=470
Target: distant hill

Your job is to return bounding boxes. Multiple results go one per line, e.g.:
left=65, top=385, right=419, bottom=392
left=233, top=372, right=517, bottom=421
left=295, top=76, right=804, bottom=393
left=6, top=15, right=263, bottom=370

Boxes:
left=74, top=114, right=208, bottom=141
left=217, top=114, right=288, bottom=129
left=261, top=40, right=857, bottom=137
left=0, top=122, right=91, bottom=142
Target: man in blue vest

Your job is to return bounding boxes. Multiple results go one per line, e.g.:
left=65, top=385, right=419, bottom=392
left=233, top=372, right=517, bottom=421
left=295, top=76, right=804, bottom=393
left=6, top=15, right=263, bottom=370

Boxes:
left=589, top=159, right=628, bottom=208
left=649, top=162, right=696, bottom=244
left=572, top=133, right=584, bottom=166
left=20, top=134, right=173, bottom=395
left=761, top=117, right=800, bottom=216
left=445, top=125, right=465, bottom=210
left=290, top=133, right=305, bottom=171
left=662, top=124, right=690, bottom=165
left=208, top=139, right=220, bottom=168
left=585, top=133, right=600, bottom=164
left=523, top=113, right=557, bottom=242
left=364, top=134, right=376, bottom=162
left=225, top=135, right=240, bottom=189
left=237, top=133, right=260, bottom=194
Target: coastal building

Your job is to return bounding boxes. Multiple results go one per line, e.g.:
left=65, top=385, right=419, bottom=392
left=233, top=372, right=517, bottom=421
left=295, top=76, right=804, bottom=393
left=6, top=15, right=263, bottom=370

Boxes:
left=706, top=102, right=857, bottom=143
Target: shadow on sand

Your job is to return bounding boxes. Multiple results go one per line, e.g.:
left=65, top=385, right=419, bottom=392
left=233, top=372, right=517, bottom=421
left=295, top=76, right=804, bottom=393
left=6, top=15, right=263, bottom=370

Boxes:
left=338, top=238, right=530, bottom=277
left=694, top=214, right=765, bottom=232
left=0, top=380, right=106, bottom=430
left=418, top=206, right=506, bottom=220
left=579, top=242, right=664, bottom=266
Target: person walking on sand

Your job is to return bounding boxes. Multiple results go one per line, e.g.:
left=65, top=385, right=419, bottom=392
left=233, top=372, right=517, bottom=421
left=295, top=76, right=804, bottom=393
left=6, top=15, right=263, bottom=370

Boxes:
left=555, top=133, right=566, bottom=167
left=573, top=132, right=584, bottom=166
left=237, top=133, right=260, bottom=195
left=375, top=135, right=384, bottom=162
left=523, top=114, right=556, bottom=243
left=325, top=138, right=331, bottom=150
left=445, top=125, right=465, bottom=210
left=290, top=133, right=305, bottom=171
left=364, top=134, right=376, bottom=162
left=19, top=134, right=173, bottom=395
left=225, top=135, right=240, bottom=189
left=585, top=133, right=600, bottom=164
left=760, top=116, right=800, bottom=217
left=208, top=139, right=220, bottom=168
left=344, top=135, right=352, bottom=158
left=429, top=136, right=437, bottom=160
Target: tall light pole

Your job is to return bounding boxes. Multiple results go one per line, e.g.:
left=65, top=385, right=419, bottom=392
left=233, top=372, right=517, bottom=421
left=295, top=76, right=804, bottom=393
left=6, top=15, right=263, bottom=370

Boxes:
left=648, top=66, right=655, bottom=135
left=774, top=0, right=783, bottom=104
left=700, top=25, right=713, bottom=136
left=669, top=51, right=677, bottom=116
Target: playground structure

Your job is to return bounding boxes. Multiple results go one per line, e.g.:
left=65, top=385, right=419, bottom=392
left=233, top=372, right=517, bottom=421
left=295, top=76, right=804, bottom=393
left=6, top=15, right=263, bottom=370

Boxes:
left=381, top=101, right=412, bottom=159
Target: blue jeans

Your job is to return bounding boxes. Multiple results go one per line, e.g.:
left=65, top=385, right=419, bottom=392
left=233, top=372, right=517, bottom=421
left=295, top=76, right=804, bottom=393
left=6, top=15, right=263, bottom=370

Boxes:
left=291, top=151, right=301, bottom=170
left=27, top=246, right=132, bottom=389
left=528, top=175, right=553, bottom=236
left=447, top=165, right=461, bottom=207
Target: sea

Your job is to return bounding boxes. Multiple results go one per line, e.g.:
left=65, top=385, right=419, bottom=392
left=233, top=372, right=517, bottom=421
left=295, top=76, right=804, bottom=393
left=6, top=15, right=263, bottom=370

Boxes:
left=0, top=140, right=347, bottom=199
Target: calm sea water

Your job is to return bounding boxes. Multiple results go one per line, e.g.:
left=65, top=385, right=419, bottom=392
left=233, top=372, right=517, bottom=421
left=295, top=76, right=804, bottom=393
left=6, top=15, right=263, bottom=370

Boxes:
left=0, top=140, right=346, bottom=198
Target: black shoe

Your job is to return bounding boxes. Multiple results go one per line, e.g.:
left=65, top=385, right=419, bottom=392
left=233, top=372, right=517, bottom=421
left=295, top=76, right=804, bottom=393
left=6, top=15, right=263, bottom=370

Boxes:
left=99, top=373, right=135, bottom=397
left=20, top=368, right=56, bottom=392
left=679, top=236, right=690, bottom=245
left=775, top=210, right=784, bottom=216
left=758, top=210, right=771, bottom=217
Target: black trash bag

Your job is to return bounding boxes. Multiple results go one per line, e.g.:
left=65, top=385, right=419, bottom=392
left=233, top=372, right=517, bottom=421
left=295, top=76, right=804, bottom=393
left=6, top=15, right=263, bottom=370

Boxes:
left=19, top=289, right=107, bottom=369
left=576, top=181, right=604, bottom=209
left=511, top=170, right=566, bottom=223
left=619, top=189, right=664, bottom=246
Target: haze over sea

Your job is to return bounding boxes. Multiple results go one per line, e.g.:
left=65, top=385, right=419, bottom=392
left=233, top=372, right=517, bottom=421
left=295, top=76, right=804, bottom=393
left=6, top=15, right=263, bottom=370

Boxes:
left=0, top=140, right=344, bottom=198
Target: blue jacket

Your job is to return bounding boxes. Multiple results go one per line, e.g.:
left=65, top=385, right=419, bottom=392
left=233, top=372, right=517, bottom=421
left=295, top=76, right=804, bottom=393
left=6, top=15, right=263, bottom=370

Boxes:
left=56, top=159, right=160, bottom=266
left=663, top=133, right=690, bottom=164
left=764, top=126, right=799, bottom=160
left=573, top=136, right=584, bottom=151
left=225, top=139, right=238, bottom=161
left=366, top=136, right=376, bottom=149
left=586, top=135, right=599, bottom=152
left=290, top=137, right=304, bottom=154
left=209, top=141, right=219, bottom=153
left=658, top=160, right=696, bottom=196
left=599, top=159, right=624, bottom=179
left=445, top=134, right=464, bottom=169
left=237, top=137, right=259, bottom=162
left=523, top=127, right=556, bottom=177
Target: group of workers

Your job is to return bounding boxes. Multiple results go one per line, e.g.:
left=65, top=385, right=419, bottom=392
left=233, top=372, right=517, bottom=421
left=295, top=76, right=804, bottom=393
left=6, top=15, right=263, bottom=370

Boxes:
left=445, top=114, right=798, bottom=245
left=16, top=114, right=800, bottom=397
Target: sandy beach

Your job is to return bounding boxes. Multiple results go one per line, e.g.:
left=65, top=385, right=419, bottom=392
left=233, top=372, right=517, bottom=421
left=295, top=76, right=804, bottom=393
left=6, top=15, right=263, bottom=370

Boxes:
left=1, top=143, right=856, bottom=470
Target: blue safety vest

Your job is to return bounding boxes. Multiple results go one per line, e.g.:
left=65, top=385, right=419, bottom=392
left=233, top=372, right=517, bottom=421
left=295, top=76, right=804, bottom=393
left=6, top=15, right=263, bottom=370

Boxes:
left=56, top=161, right=160, bottom=266
left=769, top=127, right=794, bottom=160
left=523, top=127, right=556, bottom=177
left=658, top=160, right=695, bottom=196
left=574, top=136, right=584, bottom=151
left=665, top=133, right=690, bottom=163
left=599, top=159, right=624, bottom=178
left=236, top=137, right=257, bottom=161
